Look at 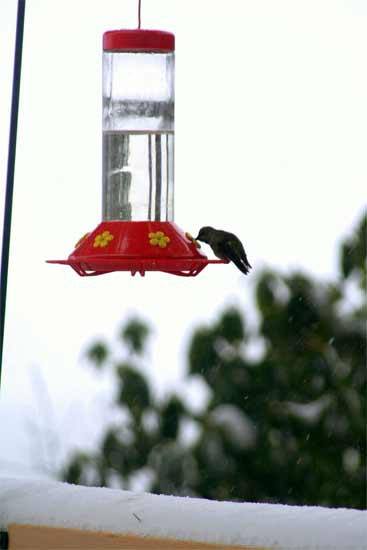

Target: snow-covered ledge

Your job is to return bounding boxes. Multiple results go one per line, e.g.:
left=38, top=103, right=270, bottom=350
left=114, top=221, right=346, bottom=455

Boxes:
left=0, top=477, right=366, bottom=550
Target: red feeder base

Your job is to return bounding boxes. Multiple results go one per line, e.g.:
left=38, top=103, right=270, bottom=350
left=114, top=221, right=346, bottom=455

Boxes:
left=47, top=221, right=228, bottom=277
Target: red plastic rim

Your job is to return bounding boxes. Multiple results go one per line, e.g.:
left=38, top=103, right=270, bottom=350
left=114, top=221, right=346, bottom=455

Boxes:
left=103, top=29, right=175, bottom=52
left=47, top=257, right=225, bottom=277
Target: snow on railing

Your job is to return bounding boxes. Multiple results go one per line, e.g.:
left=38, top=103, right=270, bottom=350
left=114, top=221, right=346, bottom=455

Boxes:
left=0, top=477, right=366, bottom=549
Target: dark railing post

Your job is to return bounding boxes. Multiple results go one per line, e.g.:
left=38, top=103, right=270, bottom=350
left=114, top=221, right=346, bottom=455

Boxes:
left=0, top=0, right=26, bottom=387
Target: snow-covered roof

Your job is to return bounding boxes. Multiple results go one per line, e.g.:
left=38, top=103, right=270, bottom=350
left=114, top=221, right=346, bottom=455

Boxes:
left=0, top=477, right=366, bottom=549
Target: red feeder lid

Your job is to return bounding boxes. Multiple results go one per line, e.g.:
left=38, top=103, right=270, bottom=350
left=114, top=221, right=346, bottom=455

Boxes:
left=103, top=29, right=175, bottom=52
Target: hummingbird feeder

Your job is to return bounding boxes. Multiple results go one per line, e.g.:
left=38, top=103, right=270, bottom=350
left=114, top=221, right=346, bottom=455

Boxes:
left=48, top=25, right=227, bottom=277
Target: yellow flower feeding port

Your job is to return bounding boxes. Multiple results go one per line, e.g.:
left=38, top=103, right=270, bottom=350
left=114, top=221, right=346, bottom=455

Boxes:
left=93, top=231, right=114, bottom=249
left=149, top=231, right=170, bottom=248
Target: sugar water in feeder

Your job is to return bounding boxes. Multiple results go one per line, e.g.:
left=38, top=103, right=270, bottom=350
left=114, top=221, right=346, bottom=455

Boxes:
left=102, top=30, right=174, bottom=223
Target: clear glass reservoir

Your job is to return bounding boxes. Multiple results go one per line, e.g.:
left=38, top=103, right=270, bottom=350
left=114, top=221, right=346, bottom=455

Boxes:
left=102, top=30, right=175, bottom=221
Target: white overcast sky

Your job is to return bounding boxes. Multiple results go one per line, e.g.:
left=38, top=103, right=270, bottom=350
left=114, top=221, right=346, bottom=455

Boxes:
left=0, top=0, right=366, bottom=479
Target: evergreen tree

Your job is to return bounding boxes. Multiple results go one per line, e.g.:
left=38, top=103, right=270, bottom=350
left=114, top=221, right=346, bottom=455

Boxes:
left=61, top=212, right=366, bottom=509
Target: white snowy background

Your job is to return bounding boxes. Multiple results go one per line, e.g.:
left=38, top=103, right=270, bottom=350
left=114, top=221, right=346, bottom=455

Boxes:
left=0, top=0, right=366, bottom=485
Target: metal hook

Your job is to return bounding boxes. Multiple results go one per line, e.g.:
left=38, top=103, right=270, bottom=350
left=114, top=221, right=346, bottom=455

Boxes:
left=138, top=0, right=142, bottom=28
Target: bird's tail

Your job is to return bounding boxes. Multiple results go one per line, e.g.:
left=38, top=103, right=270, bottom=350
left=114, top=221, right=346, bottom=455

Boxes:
left=231, top=254, right=251, bottom=275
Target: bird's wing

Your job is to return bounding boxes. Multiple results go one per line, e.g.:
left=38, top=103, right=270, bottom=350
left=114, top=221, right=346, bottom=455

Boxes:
left=222, top=239, right=252, bottom=275
left=235, top=239, right=252, bottom=270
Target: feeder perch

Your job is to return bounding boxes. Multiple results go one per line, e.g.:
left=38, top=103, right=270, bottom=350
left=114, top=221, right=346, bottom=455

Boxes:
left=48, top=29, right=227, bottom=276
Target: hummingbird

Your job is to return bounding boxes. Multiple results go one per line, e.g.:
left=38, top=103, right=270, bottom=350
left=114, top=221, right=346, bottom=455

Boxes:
left=196, top=226, right=252, bottom=275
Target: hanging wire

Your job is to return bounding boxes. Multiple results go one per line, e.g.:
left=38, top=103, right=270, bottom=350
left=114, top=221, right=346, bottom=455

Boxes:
left=0, top=0, right=26, bottom=387
left=138, top=0, right=142, bottom=29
